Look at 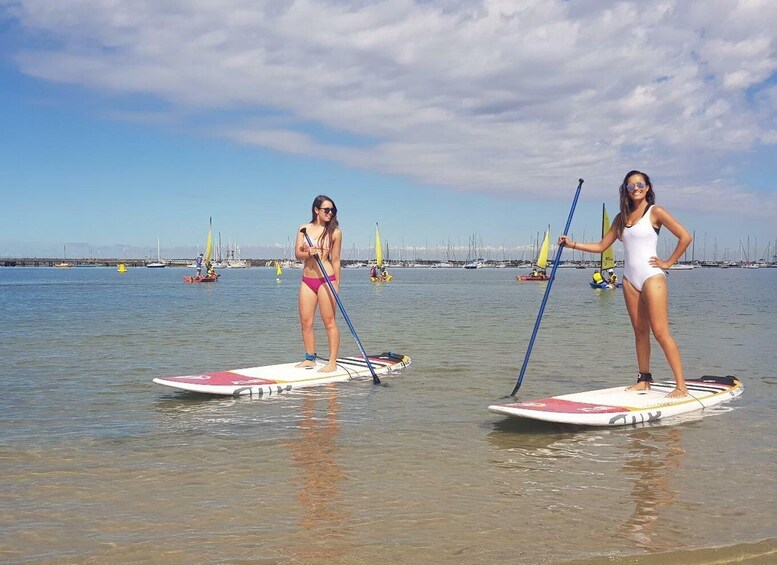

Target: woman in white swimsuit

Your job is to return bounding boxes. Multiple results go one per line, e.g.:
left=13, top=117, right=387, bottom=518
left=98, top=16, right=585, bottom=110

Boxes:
left=558, top=170, right=692, bottom=398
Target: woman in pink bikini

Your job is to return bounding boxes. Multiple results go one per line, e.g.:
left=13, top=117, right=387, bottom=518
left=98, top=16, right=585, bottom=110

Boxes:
left=559, top=170, right=692, bottom=398
left=295, top=195, right=342, bottom=372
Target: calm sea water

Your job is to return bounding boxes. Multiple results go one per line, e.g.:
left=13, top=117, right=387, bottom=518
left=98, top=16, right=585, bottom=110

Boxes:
left=1, top=266, right=775, bottom=564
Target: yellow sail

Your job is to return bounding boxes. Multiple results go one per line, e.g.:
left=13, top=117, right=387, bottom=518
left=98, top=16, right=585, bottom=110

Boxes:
left=375, top=223, right=383, bottom=267
left=204, top=217, right=213, bottom=263
left=601, top=205, right=615, bottom=271
left=276, top=261, right=282, bottom=276
left=536, top=228, right=550, bottom=269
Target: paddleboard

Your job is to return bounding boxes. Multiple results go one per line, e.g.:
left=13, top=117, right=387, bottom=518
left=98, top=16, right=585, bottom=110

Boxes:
left=489, top=375, right=743, bottom=426
left=153, top=352, right=410, bottom=397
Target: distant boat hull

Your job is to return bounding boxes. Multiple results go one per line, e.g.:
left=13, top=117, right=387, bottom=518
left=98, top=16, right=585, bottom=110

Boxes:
left=146, top=262, right=167, bottom=268
left=590, top=281, right=622, bottom=289
left=184, top=275, right=219, bottom=283
left=516, top=274, right=549, bottom=281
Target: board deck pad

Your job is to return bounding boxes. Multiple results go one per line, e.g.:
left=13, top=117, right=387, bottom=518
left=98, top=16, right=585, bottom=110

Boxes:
left=489, top=375, right=743, bottom=426
left=153, top=352, right=410, bottom=397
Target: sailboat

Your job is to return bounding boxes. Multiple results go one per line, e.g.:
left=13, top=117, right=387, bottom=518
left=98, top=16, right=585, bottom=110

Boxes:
left=463, top=234, right=484, bottom=268
left=146, top=238, right=167, bottom=268
left=275, top=260, right=283, bottom=282
left=55, top=245, right=73, bottom=268
left=370, top=223, right=392, bottom=282
left=184, top=219, right=219, bottom=283
left=516, top=227, right=550, bottom=281
left=590, top=204, right=621, bottom=288
left=226, top=240, right=249, bottom=268
left=213, top=233, right=228, bottom=269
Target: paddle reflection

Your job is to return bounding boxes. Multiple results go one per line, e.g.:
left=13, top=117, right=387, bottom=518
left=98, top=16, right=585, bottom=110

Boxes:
left=287, top=386, right=350, bottom=560
left=617, top=427, right=686, bottom=551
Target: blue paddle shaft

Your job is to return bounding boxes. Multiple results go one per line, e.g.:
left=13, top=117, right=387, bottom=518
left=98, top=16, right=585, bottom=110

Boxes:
left=300, top=228, right=379, bottom=383
left=511, top=179, right=584, bottom=396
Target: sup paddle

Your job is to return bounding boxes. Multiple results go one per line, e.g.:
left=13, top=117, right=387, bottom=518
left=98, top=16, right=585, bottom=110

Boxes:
left=300, top=227, right=380, bottom=384
left=510, top=178, right=584, bottom=397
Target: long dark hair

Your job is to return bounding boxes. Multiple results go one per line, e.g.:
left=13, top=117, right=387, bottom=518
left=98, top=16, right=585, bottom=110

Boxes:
left=613, top=170, right=655, bottom=240
left=310, top=194, right=339, bottom=251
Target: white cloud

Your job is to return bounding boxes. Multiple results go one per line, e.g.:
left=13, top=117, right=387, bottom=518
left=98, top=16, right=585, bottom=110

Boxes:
left=6, top=0, right=777, bottom=217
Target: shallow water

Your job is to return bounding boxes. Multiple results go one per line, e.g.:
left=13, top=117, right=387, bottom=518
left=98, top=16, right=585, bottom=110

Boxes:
left=1, top=266, right=775, bottom=563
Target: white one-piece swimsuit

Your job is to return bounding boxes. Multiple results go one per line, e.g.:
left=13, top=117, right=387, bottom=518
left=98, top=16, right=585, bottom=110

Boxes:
left=622, top=205, right=664, bottom=291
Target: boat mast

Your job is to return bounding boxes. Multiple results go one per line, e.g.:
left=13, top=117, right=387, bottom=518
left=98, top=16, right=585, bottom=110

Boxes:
left=600, top=203, right=605, bottom=272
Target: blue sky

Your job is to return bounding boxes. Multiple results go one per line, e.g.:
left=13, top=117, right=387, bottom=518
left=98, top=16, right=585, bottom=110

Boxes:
left=1, top=0, right=775, bottom=262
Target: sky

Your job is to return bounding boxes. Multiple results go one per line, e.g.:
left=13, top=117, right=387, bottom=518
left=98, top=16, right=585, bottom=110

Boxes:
left=1, top=0, right=776, bottom=262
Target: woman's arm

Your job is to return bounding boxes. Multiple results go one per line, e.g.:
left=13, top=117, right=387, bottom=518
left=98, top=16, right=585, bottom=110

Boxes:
left=558, top=220, right=619, bottom=254
left=651, top=206, right=692, bottom=269
left=330, top=229, right=342, bottom=290
left=294, top=225, right=312, bottom=260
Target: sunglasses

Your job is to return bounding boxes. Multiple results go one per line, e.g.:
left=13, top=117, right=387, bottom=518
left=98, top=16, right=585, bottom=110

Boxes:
left=626, top=181, right=647, bottom=192
left=318, top=207, right=337, bottom=214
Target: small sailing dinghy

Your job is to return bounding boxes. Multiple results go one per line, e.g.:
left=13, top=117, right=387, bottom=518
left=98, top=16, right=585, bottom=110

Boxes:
left=590, top=203, right=622, bottom=289
left=184, top=219, right=219, bottom=283
left=516, top=227, right=550, bottom=281
left=370, top=223, right=392, bottom=282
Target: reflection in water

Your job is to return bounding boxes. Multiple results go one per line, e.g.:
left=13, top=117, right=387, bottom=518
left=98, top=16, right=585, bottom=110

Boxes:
left=487, top=418, right=581, bottom=462
left=617, top=428, right=685, bottom=551
left=287, top=386, right=350, bottom=560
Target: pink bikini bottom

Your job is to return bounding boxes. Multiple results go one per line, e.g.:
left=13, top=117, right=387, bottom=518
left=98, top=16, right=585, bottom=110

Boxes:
left=302, top=274, right=336, bottom=293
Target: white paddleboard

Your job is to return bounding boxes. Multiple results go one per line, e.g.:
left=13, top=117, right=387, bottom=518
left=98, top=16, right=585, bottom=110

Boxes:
left=489, top=375, right=743, bottom=426
left=153, top=352, right=410, bottom=396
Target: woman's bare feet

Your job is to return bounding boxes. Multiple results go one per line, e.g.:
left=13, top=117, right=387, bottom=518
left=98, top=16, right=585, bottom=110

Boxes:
left=666, top=387, right=688, bottom=398
left=318, top=362, right=338, bottom=373
left=295, top=359, right=317, bottom=368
